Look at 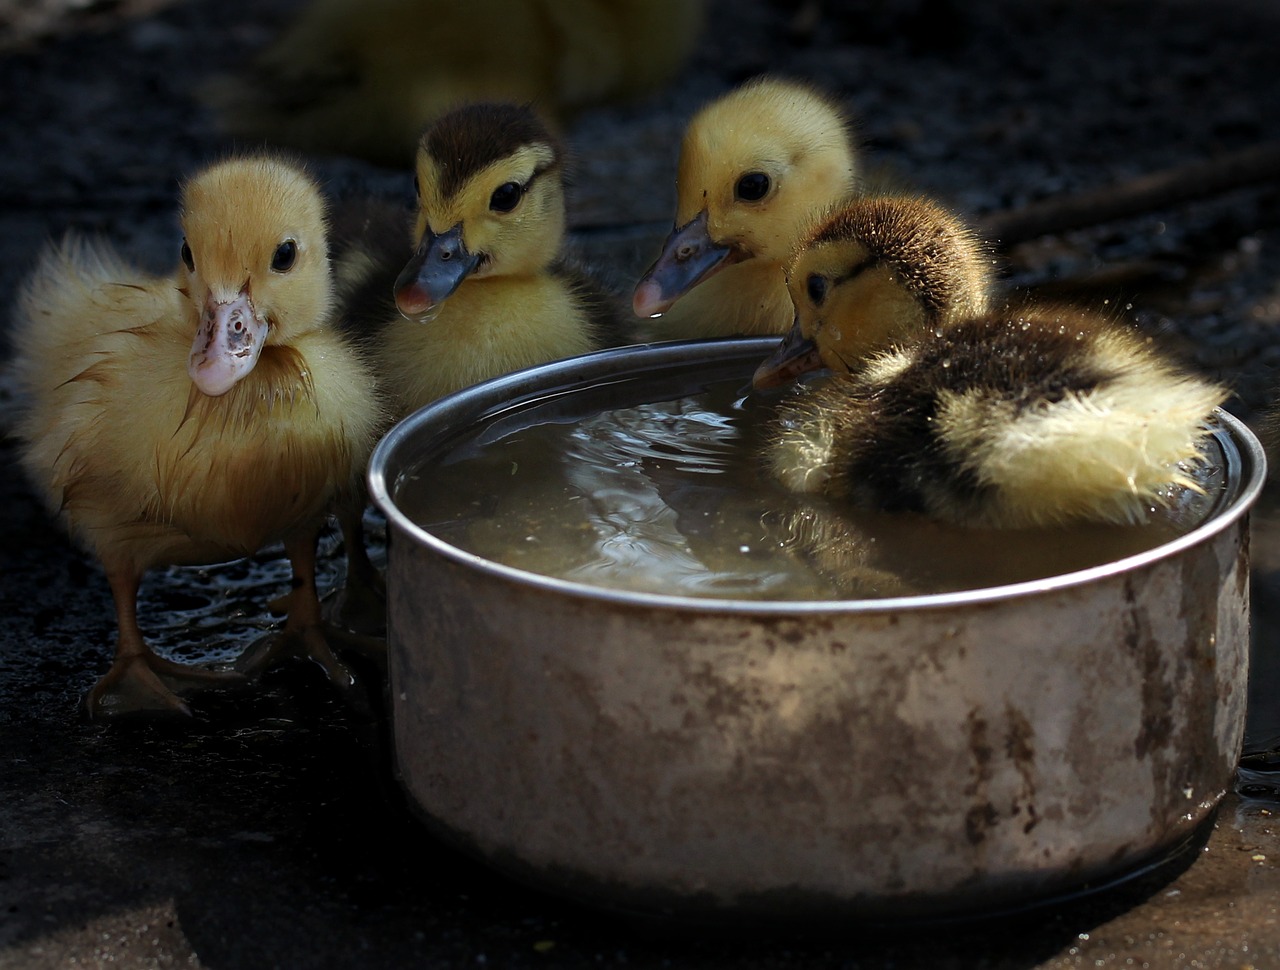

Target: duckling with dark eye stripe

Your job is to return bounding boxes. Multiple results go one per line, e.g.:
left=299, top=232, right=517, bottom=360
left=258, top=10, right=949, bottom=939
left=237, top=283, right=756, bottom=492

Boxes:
left=757, top=195, right=1229, bottom=529
left=317, top=102, right=625, bottom=635
left=375, top=101, right=626, bottom=414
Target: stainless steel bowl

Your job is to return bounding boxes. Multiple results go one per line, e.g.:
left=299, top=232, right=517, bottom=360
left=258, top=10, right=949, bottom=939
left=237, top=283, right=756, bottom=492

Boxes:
left=368, top=338, right=1266, bottom=922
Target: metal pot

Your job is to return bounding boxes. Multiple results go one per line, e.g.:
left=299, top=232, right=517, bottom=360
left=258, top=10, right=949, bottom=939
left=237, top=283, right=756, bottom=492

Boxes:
left=368, top=338, right=1265, bottom=922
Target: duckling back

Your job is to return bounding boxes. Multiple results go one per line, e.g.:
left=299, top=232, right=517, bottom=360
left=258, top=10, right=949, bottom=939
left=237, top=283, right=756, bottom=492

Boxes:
left=767, top=307, right=1229, bottom=529
left=12, top=237, right=188, bottom=537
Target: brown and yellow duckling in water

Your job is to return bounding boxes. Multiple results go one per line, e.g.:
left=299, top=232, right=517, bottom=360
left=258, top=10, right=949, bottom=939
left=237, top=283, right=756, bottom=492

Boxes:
left=10, top=156, right=385, bottom=717
left=373, top=100, right=626, bottom=414
left=756, top=195, right=1229, bottom=528
left=632, top=76, right=861, bottom=342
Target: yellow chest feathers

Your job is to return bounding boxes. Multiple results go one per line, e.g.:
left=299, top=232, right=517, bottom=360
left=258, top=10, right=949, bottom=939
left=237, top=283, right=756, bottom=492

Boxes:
left=376, top=275, right=597, bottom=413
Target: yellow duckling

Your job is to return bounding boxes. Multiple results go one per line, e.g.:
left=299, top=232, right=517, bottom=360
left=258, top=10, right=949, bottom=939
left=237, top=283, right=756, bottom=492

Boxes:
left=203, top=0, right=706, bottom=167
left=632, top=76, right=861, bottom=342
left=756, top=195, right=1229, bottom=528
left=316, top=101, right=625, bottom=634
left=10, top=156, right=385, bottom=717
left=377, top=100, right=626, bottom=414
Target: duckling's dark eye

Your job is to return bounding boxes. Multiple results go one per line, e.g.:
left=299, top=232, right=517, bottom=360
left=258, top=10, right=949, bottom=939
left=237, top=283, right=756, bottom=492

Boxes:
left=735, top=172, right=771, bottom=202
left=489, top=181, right=523, bottom=213
left=271, top=239, right=298, bottom=273
left=807, top=274, right=829, bottom=305
left=180, top=239, right=194, bottom=272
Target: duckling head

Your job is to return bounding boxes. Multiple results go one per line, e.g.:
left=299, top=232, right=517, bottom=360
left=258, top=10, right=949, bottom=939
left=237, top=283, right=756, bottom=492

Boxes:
left=181, top=155, right=332, bottom=397
left=753, top=195, right=995, bottom=389
left=394, top=102, right=566, bottom=322
left=633, top=77, right=858, bottom=320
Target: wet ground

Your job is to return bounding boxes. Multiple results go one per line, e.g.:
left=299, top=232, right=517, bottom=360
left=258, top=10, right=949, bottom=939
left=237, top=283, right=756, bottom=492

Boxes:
left=3, top=0, right=1280, bottom=966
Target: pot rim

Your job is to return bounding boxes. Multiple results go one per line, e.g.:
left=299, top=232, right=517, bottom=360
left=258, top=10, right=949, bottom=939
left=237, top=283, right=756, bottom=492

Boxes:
left=368, top=337, right=1267, bottom=615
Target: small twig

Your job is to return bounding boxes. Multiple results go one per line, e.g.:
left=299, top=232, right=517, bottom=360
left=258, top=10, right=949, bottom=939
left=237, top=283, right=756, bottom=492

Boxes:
left=977, top=140, right=1280, bottom=247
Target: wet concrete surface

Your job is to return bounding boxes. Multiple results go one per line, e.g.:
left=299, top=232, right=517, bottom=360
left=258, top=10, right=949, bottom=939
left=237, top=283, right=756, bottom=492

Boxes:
left=4, top=0, right=1280, bottom=966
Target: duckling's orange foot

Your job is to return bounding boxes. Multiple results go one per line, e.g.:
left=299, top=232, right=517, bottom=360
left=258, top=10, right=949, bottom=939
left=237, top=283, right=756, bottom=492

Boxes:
left=86, top=653, right=249, bottom=720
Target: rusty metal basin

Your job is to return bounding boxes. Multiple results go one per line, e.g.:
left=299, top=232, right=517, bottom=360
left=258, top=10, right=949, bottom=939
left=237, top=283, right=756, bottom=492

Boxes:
left=367, top=338, right=1265, bottom=922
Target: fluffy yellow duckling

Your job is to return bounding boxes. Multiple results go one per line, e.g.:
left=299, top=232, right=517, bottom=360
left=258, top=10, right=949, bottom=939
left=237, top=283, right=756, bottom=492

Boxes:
left=757, top=195, right=1229, bottom=528
left=10, top=156, right=385, bottom=717
left=377, top=100, right=626, bottom=414
left=632, top=76, right=861, bottom=342
left=204, top=0, right=706, bottom=166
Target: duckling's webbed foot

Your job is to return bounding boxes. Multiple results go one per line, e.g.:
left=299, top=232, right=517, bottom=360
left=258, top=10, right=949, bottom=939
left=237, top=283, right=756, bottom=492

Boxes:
left=236, top=620, right=386, bottom=679
left=237, top=531, right=386, bottom=710
left=86, top=651, right=249, bottom=720
left=235, top=623, right=385, bottom=713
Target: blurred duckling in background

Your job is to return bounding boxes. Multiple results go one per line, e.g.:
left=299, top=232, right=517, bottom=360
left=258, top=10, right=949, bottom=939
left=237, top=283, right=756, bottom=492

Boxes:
left=203, top=0, right=706, bottom=167
left=10, top=156, right=385, bottom=717
left=632, top=76, right=861, bottom=342
left=756, top=195, right=1229, bottom=529
left=375, top=100, right=627, bottom=414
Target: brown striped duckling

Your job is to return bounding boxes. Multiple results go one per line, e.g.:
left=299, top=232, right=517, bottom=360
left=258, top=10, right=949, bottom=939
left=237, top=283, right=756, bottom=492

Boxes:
left=321, top=102, right=626, bottom=633
left=756, top=195, right=1229, bottom=528
left=376, top=100, right=626, bottom=415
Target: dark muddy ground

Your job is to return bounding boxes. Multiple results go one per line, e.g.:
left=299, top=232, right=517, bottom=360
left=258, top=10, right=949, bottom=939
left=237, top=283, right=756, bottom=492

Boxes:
left=3, top=0, right=1280, bottom=967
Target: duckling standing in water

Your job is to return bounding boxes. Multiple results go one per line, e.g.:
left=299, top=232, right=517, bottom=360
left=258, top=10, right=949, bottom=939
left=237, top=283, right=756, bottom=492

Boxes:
left=10, top=156, right=385, bottom=717
left=756, top=195, right=1229, bottom=528
left=377, top=100, right=626, bottom=414
left=632, top=77, right=861, bottom=342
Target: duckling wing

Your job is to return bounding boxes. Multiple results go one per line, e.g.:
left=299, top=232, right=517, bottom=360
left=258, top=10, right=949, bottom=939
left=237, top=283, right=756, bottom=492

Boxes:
left=11, top=238, right=191, bottom=546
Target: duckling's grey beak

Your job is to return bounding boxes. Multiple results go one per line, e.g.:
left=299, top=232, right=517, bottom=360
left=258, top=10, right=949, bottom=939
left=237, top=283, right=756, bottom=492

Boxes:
left=752, top=321, right=824, bottom=391
left=632, top=210, right=741, bottom=318
left=394, top=223, right=480, bottom=322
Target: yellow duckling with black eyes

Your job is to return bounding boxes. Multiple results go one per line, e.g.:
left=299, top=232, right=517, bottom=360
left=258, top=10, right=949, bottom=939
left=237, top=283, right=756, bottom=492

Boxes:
left=755, top=195, right=1229, bottom=528
left=632, top=76, right=861, bottom=342
left=9, top=156, right=385, bottom=717
left=375, top=100, right=625, bottom=415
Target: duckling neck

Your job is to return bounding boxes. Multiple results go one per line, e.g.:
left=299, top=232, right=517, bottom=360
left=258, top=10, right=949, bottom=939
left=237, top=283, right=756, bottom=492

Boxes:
left=641, top=257, right=793, bottom=341
left=377, top=274, right=597, bottom=414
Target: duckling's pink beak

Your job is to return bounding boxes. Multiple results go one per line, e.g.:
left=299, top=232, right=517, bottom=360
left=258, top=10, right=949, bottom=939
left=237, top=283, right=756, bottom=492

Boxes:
left=752, top=321, right=824, bottom=391
left=632, top=210, right=743, bottom=319
left=188, top=288, right=268, bottom=397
